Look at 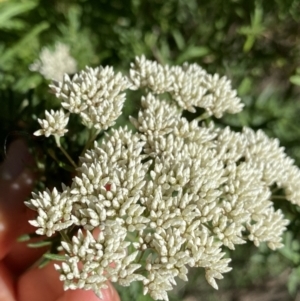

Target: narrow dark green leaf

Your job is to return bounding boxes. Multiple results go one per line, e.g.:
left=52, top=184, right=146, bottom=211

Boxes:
left=37, top=257, right=51, bottom=269
left=28, top=241, right=52, bottom=248
left=172, top=29, right=185, bottom=51
left=176, top=46, right=209, bottom=64
left=43, top=253, right=66, bottom=261
left=17, top=232, right=40, bottom=242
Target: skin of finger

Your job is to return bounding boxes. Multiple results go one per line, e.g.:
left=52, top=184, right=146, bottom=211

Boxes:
left=17, top=262, right=64, bottom=301
left=0, top=262, right=15, bottom=301
left=55, top=282, right=120, bottom=301
left=3, top=236, right=48, bottom=276
left=0, top=138, right=35, bottom=259
left=0, top=170, right=36, bottom=260
left=18, top=261, right=120, bottom=301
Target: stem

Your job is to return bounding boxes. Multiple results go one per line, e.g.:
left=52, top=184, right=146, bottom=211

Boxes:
left=54, top=135, right=77, bottom=168
left=271, top=195, right=287, bottom=200
left=195, top=111, right=211, bottom=122
left=80, top=128, right=101, bottom=156
left=59, top=146, right=77, bottom=168
left=60, top=230, right=71, bottom=244
left=271, top=187, right=281, bottom=194
left=135, top=249, right=145, bottom=263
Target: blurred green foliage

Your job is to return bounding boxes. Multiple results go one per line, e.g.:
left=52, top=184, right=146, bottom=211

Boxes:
left=1, top=0, right=300, bottom=300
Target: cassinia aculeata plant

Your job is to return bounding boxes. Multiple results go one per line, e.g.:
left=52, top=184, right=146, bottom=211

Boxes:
left=27, top=56, right=300, bottom=301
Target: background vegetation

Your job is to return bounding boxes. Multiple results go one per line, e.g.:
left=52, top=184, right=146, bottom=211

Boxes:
left=1, top=0, right=300, bottom=300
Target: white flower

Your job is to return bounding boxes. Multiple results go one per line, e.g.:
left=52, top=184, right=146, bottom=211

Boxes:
left=28, top=56, right=300, bottom=301
left=49, top=66, right=130, bottom=130
left=26, top=186, right=76, bottom=237
left=30, top=42, right=77, bottom=81
left=129, top=55, right=244, bottom=117
left=34, top=109, right=69, bottom=138
left=54, top=221, right=144, bottom=298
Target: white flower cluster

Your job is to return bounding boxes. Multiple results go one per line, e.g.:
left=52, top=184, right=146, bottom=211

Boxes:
left=30, top=42, right=77, bottom=81
left=27, top=57, right=300, bottom=301
left=130, top=55, right=244, bottom=117
left=34, top=109, right=69, bottom=138
left=49, top=66, right=130, bottom=130
left=26, top=186, right=74, bottom=237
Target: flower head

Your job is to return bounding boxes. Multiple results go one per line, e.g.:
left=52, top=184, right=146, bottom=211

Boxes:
left=129, top=55, right=244, bottom=117
left=27, top=57, right=300, bottom=301
left=34, top=109, right=69, bottom=138
left=50, top=66, right=130, bottom=130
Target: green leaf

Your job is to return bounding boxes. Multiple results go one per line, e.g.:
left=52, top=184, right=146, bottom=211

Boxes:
left=252, top=5, right=263, bottom=27
left=0, top=21, right=49, bottom=64
left=243, top=35, right=256, bottom=53
left=238, top=77, right=252, bottom=96
left=43, top=253, right=66, bottom=261
left=176, top=46, right=209, bottom=64
left=172, top=29, right=185, bottom=51
left=238, top=4, right=265, bottom=52
left=37, top=257, right=51, bottom=269
left=144, top=32, right=158, bottom=49
left=28, top=241, right=52, bottom=248
left=290, top=75, right=300, bottom=86
left=0, top=19, right=27, bottom=30
left=288, top=266, right=300, bottom=295
left=0, top=1, right=37, bottom=29
left=13, top=73, right=43, bottom=92
left=17, top=232, right=40, bottom=242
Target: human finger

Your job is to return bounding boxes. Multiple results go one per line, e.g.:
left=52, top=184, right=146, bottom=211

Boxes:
left=0, top=139, right=36, bottom=262
left=18, top=261, right=120, bottom=301
left=0, top=262, right=15, bottom=301
left=17, top=261, right=64, bottom=301
left=55, top=281, right=120, bottom=301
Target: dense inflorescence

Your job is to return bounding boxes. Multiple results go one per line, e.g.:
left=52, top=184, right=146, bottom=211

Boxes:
left=27, top=56, right=300, bottom=301
left=29, top=42, right=77, bottom=81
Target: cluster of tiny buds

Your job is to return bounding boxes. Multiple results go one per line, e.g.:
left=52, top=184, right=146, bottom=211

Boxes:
left=28, top=56, right=300, bottom=301
left=34, top=109, right=69, bottom=138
